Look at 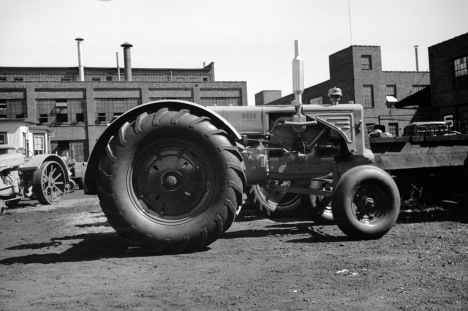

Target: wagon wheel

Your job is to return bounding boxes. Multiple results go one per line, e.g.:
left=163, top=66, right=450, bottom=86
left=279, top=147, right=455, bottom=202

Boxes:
left=32, top=161, right=66, bottom=205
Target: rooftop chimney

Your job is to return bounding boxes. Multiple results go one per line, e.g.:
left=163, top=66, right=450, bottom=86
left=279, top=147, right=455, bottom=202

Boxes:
left=121, top=42, right=133, bottom=81
left=414, top=45, right=419, bottom=72
left=75, top=38, right=84, bottom=81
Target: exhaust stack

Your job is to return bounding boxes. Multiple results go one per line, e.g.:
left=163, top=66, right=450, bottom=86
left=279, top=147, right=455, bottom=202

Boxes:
left=292, top=40, right=304, bottom=106
left=121, top=42, right=133, bottom=81
left=75, top=38, right=84, bottom=82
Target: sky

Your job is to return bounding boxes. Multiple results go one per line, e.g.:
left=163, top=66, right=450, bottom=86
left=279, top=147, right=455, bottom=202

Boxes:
left=0, top=0, right=467, bottom=105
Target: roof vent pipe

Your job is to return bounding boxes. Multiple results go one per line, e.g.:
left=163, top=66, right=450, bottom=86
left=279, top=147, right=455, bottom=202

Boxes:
left=414, top=45, right=419, bottom=72
left=75, top=38, right=84, bottom=81
left=121, top=42, right=133, bottom=81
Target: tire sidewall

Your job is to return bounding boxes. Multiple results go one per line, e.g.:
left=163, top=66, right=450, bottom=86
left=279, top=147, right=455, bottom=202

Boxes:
left=105, top=112, right=231, bottom=241
left=332, top=165, right=400, bottom=238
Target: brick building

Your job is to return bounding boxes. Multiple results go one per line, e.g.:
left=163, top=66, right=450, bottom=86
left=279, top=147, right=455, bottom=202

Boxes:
left=260, top=45, right=430, bottom=136
left=0, top=43, right=247, bottom=161
left=428, top=32, right=468, bottom=131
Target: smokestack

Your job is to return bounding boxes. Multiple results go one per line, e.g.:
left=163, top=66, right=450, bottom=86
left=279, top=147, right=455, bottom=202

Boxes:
left=121, top=42, right=133, bottom=81
left=116, top=52, right=121, bottom=82
left=75, top=38, right=84, bottom=81
left=414, top=45, right=419, bottom=72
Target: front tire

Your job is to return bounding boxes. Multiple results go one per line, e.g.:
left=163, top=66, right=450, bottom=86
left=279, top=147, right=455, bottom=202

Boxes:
left=331, top=166, right=400, bottom=239
left=97, top=108, right=245, bottom=253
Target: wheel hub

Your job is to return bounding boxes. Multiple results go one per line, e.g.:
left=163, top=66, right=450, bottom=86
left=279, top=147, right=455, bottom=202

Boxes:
left=161, top=171, right=182, bottom=191
left=132, top=139, right=214, bottom=219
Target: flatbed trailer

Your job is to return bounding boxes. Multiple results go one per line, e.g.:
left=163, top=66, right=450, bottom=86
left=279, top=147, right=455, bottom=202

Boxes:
left=369, top=134, right=468, bottom=203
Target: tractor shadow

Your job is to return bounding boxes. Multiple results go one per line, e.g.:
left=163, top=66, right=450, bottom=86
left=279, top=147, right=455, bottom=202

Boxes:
left=0, top=232, right=154, bottom=265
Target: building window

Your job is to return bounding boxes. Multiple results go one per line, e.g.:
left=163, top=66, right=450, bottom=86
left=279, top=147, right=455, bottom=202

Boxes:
left=309, top=96, right=323, bottom=105
left=33, top=135, right=45, bottom=155
left=95, top=98, right=140, bottom=123
left=112, top=112, right=123, bottom=121
left=92, top=77, right=101, bottom=82
left=98, top=113, right=106, bottom=122
left=76, top=113, right=84, bottom=123
left=388, top=123, right=399, bottom=137
left=14, top=77, right=24, bottom=81
left=199, top=97, right=241, bottom=106
left=361, top=56, right=372, bottom=70
left=39, top=114, right=48, bottom=123
left=386, top=85, right=397, bottom=97
left=363, top=85, right=374, bottom=108
left=0, top=77, right=7, bottom=81
left=0, top=99, right=27, bottom=118
left=56, top=114, right=68, bottom=123
left=454, top=56, right=467, bottom=77
left=0, top=133, right=6, bottom=144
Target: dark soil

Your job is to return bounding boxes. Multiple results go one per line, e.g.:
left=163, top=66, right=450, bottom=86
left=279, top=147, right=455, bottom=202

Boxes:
left=1, top=190, right=467, bottom=311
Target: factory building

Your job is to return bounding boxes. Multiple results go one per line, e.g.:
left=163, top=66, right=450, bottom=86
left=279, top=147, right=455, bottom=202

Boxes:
left=258, top=45, right=430, bottom=137
left=428, top=32, right=468, bottom=131
left=0, top=40, right=247, bottom=161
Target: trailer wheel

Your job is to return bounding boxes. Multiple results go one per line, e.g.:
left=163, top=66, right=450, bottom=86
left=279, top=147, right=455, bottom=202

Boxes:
left=32, top=161, right=66, bottom=205
left=249, top=181, right=303, bottom=217
left=331, top=165, right=400, bottom=239
left=309, top=177, right=334, bottom=222
left=97, top=109, right=245, bottom=254
left=65, top=179, right=77, bottom=194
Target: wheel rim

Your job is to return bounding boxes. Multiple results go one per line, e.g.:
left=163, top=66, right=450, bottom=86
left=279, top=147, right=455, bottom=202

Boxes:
left=352, top=182, right=388, bottom=224
left=258, top=181, right=301, bottom=210
left=130, top=138, right=216, bottom=223
left=40, top=162, right=65, bottom=203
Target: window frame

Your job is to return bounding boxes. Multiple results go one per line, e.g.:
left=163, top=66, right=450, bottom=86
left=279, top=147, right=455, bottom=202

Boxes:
left=361, top=55, right=372, bottom=70
left=454, top=56, right=467, bottom=77
left=363, top=85, right=374, bottom=108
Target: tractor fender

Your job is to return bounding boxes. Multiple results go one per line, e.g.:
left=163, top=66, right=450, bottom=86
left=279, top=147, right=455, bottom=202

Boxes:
left=20, top=154, right=69, bottom=183
left=84, top=100, right=243, bottom=195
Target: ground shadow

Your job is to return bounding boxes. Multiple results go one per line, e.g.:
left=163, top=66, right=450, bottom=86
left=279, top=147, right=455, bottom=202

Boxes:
left=0, top=232, right=171, bottom=265
left=222, top=221, right=353, bottom=243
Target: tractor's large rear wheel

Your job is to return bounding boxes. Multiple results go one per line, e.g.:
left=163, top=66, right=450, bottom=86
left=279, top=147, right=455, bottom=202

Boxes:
left=32, top=161, right=66, bottom=205
left=97, top=109, right=245, bottom=253
left=331, top=165, right=400, bottom=239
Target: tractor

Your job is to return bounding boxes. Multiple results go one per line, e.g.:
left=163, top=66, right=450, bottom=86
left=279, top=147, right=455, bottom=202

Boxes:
left=84, top=41, right=400, bottom=253
left=0, top=144, right=69, bottom=213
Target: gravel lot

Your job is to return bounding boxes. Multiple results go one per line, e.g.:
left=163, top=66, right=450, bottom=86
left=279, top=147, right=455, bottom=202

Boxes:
left=1, top=189, right=467, bottom=311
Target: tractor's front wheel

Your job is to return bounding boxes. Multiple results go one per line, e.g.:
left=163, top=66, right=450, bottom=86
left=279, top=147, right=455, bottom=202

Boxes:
left=331, top=166, right=400, bottom=239
left=97, top=108, right=245, bottom=253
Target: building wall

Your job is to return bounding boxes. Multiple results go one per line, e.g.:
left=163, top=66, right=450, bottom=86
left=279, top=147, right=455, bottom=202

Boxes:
left=0, top=80, right=247, bottom=161
left=255, top=90, right=282, bottom=106
left=267, top=45, right=430, bottom=136
left=429, top=32, right=468, bottom=130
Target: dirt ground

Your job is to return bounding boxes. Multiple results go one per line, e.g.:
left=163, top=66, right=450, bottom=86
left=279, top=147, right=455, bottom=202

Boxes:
left=1, top=189, right=467, bottom=311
